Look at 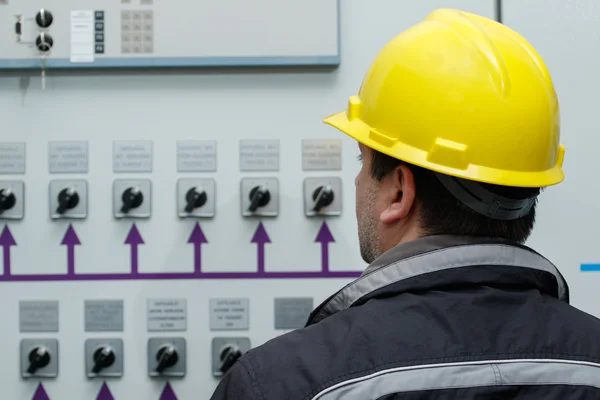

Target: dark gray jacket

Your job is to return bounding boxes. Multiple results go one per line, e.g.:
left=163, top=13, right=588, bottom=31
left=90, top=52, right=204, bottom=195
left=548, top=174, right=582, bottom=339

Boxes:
left=210, top=235, right=600, bottom=399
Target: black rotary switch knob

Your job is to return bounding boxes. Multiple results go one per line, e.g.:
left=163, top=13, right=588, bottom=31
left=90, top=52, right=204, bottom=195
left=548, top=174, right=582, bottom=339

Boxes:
left=184, top=187, right=207, bottom=213
left=91, top=346, right=115, bottom=374
left=155, top=345, right=178, bottom=373
left=0, top=189, right=16, bottom=214
left=120, top=187, right=143, bottom=213
left=35, top=9, right=53, bottom=28
left=248, top=186, right=270, bottom=213
left=312, top=185, right=334, bottom=212
left=56, top=188, right=79, bottom=215
left=219, top=345, right=242, bottom=375
left=27, top=346, right=51, bottom=374
left=35, top=32, right=54, bottom=52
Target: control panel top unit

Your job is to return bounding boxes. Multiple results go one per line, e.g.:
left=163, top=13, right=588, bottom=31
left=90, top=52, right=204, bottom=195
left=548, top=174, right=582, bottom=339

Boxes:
left=0, top=0, right=340, bottom=69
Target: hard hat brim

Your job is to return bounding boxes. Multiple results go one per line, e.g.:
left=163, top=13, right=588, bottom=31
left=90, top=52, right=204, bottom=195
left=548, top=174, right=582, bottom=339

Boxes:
left=323, top=111, right=565, bottom=188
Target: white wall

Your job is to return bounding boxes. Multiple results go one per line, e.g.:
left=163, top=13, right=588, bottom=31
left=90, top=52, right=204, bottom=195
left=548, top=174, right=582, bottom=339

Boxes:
left=503, top=0, right=600, bottom=317
left=8, top=0, right=599, bottom=399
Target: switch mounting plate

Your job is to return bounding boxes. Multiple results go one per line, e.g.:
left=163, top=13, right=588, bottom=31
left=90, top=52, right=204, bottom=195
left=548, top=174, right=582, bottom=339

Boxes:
left=49, top=179, right=88, bottom=219
left=211, top=337, right=251, bottom=377
left=303, top=177, right=342, bottom=217
left=147, top=337, right=186, bottom=377
left=85, top=338, right=124, bottom=378
left=240, top=178, right=279, bottom=217
left=113, top=179, right=151, bottom=219
left=0, top=180, right=24, bottom=220
left=177, top=178, right=216, bottom=218
left=20, top=338, right=59, bottom=378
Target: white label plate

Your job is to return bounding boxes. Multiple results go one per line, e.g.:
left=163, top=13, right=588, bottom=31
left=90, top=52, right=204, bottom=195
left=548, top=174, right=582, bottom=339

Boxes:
left=49, top=141, right=88, bottom=173
left=71, top=10, right=95, bottom=63
left=302, top=139, right=342, bottom=171
left=113, top=140, right=152, bottom=172
left=239, top=139, right=279, bottom=171
left=19, top=300, right=59, bottom=332
left=85, top=300, right=124, bottom=332
left=177, top=140, right=217, bottom=172
left=274, top=298, right=313, bottom=330
left=147, top=298, right=187, bottom=331
left=0, top=142, right=25, bottom=174
left=210, top=298, right=249, bottom=330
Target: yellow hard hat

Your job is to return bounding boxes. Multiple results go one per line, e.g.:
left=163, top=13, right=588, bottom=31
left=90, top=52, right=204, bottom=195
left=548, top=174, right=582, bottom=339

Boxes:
left=324, top=8, right=565, bottom=188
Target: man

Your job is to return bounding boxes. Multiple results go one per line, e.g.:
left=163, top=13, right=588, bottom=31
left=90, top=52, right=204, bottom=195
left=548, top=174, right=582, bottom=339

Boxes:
left=211, top=8, right=600, bottom=399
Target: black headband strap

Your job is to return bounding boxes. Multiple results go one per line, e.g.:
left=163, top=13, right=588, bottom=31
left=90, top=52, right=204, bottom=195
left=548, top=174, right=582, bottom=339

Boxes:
left=435, top=173, right=537, bottom=220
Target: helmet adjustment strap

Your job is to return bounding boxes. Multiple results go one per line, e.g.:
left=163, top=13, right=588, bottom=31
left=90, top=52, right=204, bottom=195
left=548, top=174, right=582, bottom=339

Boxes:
left=434, top=173, right=537, bottom=220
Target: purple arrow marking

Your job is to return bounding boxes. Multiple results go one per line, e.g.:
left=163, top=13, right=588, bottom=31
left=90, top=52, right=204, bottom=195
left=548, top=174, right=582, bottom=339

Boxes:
left=96, top=382, right=115, bottom=400
left=61, top=224, right=81, bottom=277
left=315, top=222, right=335, bottom=273
left=251, top=222, right=271, bottom=274
left=32, top=383, right=50, bottom=400
left=159, top=382, right=178, bottom=400
left=0, top=270, right=361, bottom=281
left=188, top=223, right=208, bottom=274
left=0, top=225, right=16, bottom=276
left=125, top=223, right=144, bottom=276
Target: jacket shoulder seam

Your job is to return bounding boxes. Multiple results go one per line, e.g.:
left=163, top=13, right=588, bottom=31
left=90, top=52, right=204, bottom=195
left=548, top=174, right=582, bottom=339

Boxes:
left=239, top=357, right=265, bottom=400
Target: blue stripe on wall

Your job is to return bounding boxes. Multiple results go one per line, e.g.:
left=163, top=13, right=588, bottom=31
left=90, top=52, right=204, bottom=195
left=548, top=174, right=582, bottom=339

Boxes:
left=581, top=264, right=600, bottom=271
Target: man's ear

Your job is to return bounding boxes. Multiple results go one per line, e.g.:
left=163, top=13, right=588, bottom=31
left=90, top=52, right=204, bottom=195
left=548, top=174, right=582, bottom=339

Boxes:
left=380, top=164, right=417, bottom=224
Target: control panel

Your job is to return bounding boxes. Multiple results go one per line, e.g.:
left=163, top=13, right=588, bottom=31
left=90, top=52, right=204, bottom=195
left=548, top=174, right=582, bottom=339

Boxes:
left=0, top=1, right=339, bottom=70
left=0, top=132, right=361, bottom=399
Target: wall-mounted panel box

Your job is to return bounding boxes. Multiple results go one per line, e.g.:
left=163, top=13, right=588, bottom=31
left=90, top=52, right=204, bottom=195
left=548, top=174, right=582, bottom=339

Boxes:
left=0, top=1, right=339, bottom=70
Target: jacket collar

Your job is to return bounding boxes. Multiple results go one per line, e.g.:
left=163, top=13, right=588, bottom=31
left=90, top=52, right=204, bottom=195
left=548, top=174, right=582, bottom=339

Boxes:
left=306, top=235, right=569, bottom=326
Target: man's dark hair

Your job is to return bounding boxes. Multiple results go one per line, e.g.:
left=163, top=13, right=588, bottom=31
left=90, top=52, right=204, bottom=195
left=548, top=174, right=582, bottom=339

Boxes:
left=370, top=149, right=541, bottom=244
